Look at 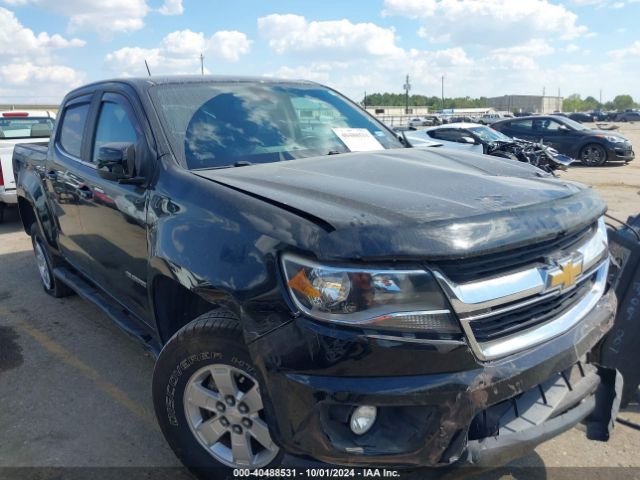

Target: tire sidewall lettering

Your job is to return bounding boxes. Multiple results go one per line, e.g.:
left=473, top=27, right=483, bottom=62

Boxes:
left=165, top=351, right=223, bottom=426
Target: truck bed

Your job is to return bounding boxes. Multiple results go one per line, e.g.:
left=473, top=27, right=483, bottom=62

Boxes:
left=12, top=142, right=49, bottom=179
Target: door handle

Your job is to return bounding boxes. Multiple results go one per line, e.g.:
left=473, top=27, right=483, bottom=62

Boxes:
left=46, top=170, right=57, bottom=180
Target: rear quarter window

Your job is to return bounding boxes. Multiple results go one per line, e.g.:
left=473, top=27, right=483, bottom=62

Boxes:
left=59, top=103, right=90, bottom=158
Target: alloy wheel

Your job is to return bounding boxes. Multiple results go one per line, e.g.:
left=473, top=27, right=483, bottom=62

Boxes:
left=183, top=364, right=279, bottom=468
left=581, top=145, right=606, bottom=166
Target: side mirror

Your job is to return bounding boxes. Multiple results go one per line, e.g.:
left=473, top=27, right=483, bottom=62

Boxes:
left=461, top=136, right=477, bottom=144
left=96, top=142, right=135, bottom=181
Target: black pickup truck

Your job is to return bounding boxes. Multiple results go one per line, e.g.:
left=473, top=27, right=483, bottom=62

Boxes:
left=13, top=76, right=620, bottom=475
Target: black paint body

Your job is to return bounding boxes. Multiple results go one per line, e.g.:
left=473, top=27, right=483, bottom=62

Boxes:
left=12, top=76, right=617, bottom=469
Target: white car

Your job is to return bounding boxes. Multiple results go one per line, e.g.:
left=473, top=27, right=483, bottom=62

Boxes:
left=479, top=113, right=510, bottom=125
left=405, top=122, right=509, bottom=153
left=0, top=110, right=56, bottom=221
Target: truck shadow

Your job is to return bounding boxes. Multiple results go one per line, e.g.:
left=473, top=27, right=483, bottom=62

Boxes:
left=0, top=207, right=23, bottom=234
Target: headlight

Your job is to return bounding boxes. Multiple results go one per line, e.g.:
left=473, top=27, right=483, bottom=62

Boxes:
left=597, top=135, right=625, bottom=143
left=282, top=254, right=460, bottom=334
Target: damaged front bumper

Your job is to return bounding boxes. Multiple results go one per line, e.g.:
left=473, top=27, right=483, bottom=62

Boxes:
left=249, top=289, right=619, bottom=470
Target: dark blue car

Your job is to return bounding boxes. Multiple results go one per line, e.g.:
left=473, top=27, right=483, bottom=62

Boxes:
left=493, top=115, right=634, bottom=166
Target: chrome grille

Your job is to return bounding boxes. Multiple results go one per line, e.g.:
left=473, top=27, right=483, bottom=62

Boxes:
left=434, top=217, right=609, bottom=360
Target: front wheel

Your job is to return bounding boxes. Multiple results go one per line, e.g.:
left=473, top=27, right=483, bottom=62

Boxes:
left=153, top=311, right=282, bottom=477
left=579, top=144, right=608, bottom=166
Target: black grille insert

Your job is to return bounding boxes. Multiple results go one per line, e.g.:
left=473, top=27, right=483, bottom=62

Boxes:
left=468, top=274, right=596, bottom=343
left=436, top=224, right=594, bottom=283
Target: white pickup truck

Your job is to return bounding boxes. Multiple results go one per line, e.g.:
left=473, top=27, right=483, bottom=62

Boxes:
left=0, top=110, right=55, bottom=221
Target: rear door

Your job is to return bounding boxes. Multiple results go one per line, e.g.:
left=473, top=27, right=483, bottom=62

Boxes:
left=76, top=91, right=152, bottom=323
left=500, top=119, right=535, bottom=141
left=45, top=94, right=97, bottom=276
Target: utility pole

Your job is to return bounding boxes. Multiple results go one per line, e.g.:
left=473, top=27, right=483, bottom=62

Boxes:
left=403, top=74, right=411, bottom=115
left=441, top=75, right=445, bottom=111
left=543, top=86, right=546, bottom=97
left=363, top=91, right=367, bottom=109
left=200, top=53, right=204, bottom=75
left=599, top=89, right=603, bottom=106
left=558, top=88, right=561, bottom=112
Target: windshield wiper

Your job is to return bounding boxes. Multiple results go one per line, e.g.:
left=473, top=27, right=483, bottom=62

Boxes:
left=326, top=150, right=344, bottom=155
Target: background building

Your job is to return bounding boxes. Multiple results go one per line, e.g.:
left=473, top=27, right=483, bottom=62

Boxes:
left=486, top=95, right=563, bottom=114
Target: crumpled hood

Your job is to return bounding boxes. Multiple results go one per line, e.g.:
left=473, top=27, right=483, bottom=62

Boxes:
left=195, top=148, right=606, bottom=260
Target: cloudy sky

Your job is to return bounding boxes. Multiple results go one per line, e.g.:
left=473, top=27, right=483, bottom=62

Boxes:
left=0, top=0, right=639, bottom=104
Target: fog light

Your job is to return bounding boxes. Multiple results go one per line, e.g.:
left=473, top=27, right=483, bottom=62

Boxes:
left=350, top=406, right=377, bottom=435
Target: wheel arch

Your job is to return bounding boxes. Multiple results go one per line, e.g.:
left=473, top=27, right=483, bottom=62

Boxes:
left=150, top=272, right=241, bottom=345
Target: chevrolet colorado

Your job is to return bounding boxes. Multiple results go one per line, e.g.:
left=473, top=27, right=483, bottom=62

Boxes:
left=13, top=76, right=620, bottom=475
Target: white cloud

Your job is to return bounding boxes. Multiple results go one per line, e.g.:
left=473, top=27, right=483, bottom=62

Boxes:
left=158, top=0, right=183, bottom=15
left=208, top=31, right=252, bottom=62
left=383, top=0, right=588, bottom=44
left=105, top=29, right=252, bottom=76
left=258, top=14, right=404, bottom=58
left=491, top=39, right=555, bottom=57
left=1, top=0, right=183, bottom=36
left=570, top=0, right=628, bottom=6
left=0, top=62, right=83, bottom=86
left=609, top=41, right=640, bottom=59
left=570, top=0, right=605, bottom=4
left=0, top=7, right=85, bottom=56
left=0, top=7, right=84, bottom=101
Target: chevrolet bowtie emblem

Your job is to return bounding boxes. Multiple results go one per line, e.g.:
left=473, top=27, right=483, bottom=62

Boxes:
left=546, top=254, right=584, bottom=291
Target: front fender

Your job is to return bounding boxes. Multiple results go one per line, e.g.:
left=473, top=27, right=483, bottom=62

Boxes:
left=144, top=168, right=317, bottom=343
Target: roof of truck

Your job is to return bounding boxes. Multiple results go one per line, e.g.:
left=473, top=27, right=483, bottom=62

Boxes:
left=75, top=75, right=319, bottom=91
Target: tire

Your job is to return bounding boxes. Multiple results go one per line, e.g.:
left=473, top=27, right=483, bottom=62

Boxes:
left=30, top=223, right=74, bottom=298
left=153, top=311, right=283, bottom=478
left=579, top=143, right=608, bottom=166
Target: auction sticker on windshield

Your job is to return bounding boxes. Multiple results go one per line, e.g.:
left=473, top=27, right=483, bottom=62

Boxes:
left=332, top=128, right=384, bottom=152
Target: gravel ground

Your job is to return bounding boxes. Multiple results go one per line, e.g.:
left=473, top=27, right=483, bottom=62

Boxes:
left=0, top=124, right=639, bottom=479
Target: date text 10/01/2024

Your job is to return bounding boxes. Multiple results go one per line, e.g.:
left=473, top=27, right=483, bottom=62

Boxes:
left=232, top=468, right=402, bottom=478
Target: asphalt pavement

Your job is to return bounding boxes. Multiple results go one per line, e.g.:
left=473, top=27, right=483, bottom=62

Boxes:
left=1, top=172, right=639, bottom=480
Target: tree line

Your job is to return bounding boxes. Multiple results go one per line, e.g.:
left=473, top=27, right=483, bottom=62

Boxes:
left=562, top=94, right=637, bottom=112
left=362, top=92, right=638, bottom=112
left=362, top=93, right=487, bottom=109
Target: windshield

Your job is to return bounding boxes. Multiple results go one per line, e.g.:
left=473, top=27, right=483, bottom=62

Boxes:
left=468, top=126, right=512, bottom=143
left=555, top=116, right=588, bottom=131
left=151, top=83, right=402, bottom=169
left=0, top=117, right=54, bottom=139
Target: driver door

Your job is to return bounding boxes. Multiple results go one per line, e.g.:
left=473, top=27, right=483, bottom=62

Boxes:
left=532, top=118, right=569, bottom=151
left=76, top=91, right=152, bottom=323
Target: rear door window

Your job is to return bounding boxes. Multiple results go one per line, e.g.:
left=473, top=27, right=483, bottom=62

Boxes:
left=508, top=120, right=533, bottom=134
left=59, top=103, right=90, bottom=158
left=428, top=129, right=467, bottom=142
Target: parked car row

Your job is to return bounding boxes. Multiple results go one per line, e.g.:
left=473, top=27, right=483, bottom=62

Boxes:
left=404, top=114, right=634, bottom=168
left=405, top=123, right=572, bottom=172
